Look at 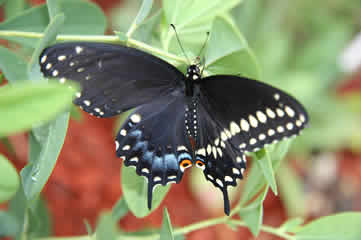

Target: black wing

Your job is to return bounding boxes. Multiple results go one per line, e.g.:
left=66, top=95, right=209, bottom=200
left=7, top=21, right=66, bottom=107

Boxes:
left=200, top=75, right=308, bottom=152
left=115, top=92, right=193, bottom=209
left=39, top=42, right=184, bottom=117
left=195, top=75, right=308, bottom=214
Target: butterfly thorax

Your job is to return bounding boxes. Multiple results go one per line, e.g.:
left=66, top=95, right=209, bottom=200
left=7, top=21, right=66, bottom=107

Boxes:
left=185, top=64, right=201, bottom=97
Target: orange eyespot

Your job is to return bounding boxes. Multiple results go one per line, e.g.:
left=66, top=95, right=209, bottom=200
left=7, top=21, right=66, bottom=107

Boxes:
left=196, top=160, right=204, bottom=167
left=180, top=159, right=192, bottom=169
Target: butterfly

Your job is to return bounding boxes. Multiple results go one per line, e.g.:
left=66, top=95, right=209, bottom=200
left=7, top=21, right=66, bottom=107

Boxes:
left=39, top=41, right=308, bottom=215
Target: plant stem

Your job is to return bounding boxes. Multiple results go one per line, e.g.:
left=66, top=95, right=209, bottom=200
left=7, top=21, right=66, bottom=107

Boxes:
left=0, top=30, right=187, bottom=64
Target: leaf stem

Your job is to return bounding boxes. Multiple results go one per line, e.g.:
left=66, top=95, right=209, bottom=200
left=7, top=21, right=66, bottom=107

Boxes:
left=0, top=30, right=187, bottom=64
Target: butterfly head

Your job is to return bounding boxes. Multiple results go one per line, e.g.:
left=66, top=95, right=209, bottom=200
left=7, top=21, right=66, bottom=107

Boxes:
left=186, top=64, right=201, bottom=81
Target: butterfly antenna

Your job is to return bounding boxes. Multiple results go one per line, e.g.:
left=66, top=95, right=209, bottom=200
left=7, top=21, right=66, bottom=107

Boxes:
left=199, top=32, right=210, bottom=77
left=170, top=24, right=190, bottom=64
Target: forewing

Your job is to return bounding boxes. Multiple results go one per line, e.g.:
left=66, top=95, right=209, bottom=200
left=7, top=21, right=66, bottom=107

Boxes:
left=39, top=42, right=184, bottom=117
left=115, top=92, right=193, bottom=209
left=200, top=75, right=309, bottom=153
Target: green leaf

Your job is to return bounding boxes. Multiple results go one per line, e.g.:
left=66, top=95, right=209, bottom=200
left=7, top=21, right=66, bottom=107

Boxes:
left=27, top=197, right=52, bottom=237
left=0, top=82, right=76, bottom=137
left=205, top=17, right=260, bottom=79
left=46, top=0, right=62, bottom=20
left=112, top=197, right=129, bottom=222
left=0, top=73, right=4, bottom=84
left=280, top=218, right=304, bottom=233
left=84, top=220, right=93, bottom=236
left=28, top=13, right=65, bottom=81
left=0, top=211, right=20, bottom=237
left=121, top=165, right=171, bottom=218
left=252, top=149, right=277, bottom=195
left=160, top=208, right=174, bottom=240
left=295, top=213, right=361, bottom=240
left=239, top=187, right=268, bottom=237
left=161, top=0, right=241, bottom=52
left=0, top=154, right=19, bottom=204
left=0, top=47, right=28, bottom=84
left=0, top=0, right=6, bottom=6
left=20, top=111, right=70, bottom=207
left=0, top=0, right=106, bottom=48
left=133, top=9, right=162, bottom=44
left=96, top=212, right=117, bottom=240
left=127, top=0, right=153, bottom=37
left=241, top=139, right=292, bottom=205
left=4, top=0, right=26, bottom=19
left=277, top=165, right=306, bottom=217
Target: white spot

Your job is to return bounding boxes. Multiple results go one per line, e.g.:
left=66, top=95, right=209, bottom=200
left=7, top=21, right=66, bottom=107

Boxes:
left=168, top=175, right=177, bottom=180
left=98, top=60, right=103, bottom=69
left=141, top=168, right=150, bottom=174
left=94, top=108, right=101, bottom=113
left=83, top=100, right=91, bottom=106
left=75, top=92, right=81, bottom=98
left=119, top=156, right=126, bottom=160
left=212, top=146, right=217, bottom=159
left=115, top=141, right=119, bottom=150
left=154, top=176, right=162, bottom=182
left=230, top=121, right=241, bottom=135
left=85, top=75, right=91, bottom=80
left=277, top=126, right=285, bottom=133
left=59, top=77, right=66, bottom=84
left=268, top=129, right=275, bottom=136
left=77, top=67, right=85, bottom=73
left=274, top=93, right=280, bottom=100
left=232, top=168, right=240, bottom=175
left=120, top=129, right=127, bottom=136
left=196, top=148, right=206, bottom=156
left=256, top=111, right=267, bottom=123
left=214, top=138, right=220, bottom=146
left=239, top=143, right=246, bottom=149
left=241, top=168, right=245, bottom=174
left=57, top=55, right=67, bottom=61
left=69, top=62, right=75, bottom=67
left=41, top=55, right=47, bottom=63
left=130, top=114, right=141, bottom=123
left=266, top=108, right=276, bottom=118
left=207, top=174, right=214, bottom=180
left=300, top=114, right=306, bottom=123
left=259, top=134, right=266, bottom=141
left=225, top=129, right=232, bottom=138
left=216, top=179, right=224, bottom=187
left=177, top=146, right=188, bottom=152
left=249, top=115, right=258, bottom=128
left=286, top=122, right=294, bottom=130
left=225, top=176, right=233, bottom=182
left=130, top=157, right=138, bottom=162
left=192, top=75, right=199, bottom=80
left=100, top=112, right=104, bottom=116
left=207, top=144, right=212, bottom=155
left=250, top=138, right=257, bottom=145
left=217, top=147, right=223, bottom=157
left=193, top=120, right=197, bottom=124
left=75, top=46, right=84, bottom=54
left=46, top=63, right=52, bottom=70
left=285, top=106, right=295, bottom=117
left=240, top=119, right=250, bottom=132
left=220, top=141, right=225, bottom=148
left=122, top=145, right=131, bottom=151
left=276, top=108, right=285, bottom=117
left=296, top=120, right=302, bottom=127
left=236, top=157, right=242, bottom=163
left=221, top=131, right=227, bottom=141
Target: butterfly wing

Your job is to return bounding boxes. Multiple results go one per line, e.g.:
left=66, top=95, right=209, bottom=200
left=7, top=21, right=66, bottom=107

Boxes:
left=115, top=91, right=193, bottom=209
left=195, top=75, right=308, bottom=214
left=39, top=42, right=184, bottom=117
left=200, top=75, right=308, bottom=152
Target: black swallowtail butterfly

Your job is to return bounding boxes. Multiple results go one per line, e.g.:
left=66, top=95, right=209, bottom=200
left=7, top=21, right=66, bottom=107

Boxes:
left=39, top=42, right=308, bottom=215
